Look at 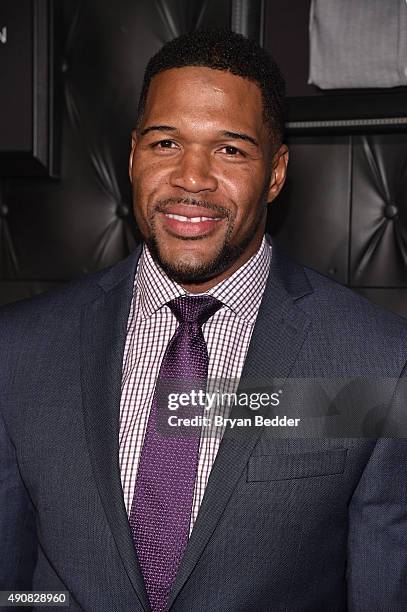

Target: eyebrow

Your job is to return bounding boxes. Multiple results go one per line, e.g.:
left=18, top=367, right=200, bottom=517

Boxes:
left=220, top=131, right=259, bottom=148
left=139, top=125, right=259, bottom=148
left=139, top=125, right=177, bottom=136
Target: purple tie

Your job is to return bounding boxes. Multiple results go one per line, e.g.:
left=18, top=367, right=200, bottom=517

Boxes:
left=129, top=295, right=222, bottom=612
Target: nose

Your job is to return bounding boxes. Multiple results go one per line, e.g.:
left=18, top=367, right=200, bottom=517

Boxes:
left=169, top=148, right=218, bottom=193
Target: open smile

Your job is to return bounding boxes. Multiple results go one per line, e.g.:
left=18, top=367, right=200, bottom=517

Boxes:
left=166, top=213, right=222, bottom=223
left=155, top=200, right=228, bottom=238
left=160, top=211, right=225, bottom=238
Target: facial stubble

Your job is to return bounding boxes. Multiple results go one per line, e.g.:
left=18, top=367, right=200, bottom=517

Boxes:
left=145, top=196, right=268, bottom=285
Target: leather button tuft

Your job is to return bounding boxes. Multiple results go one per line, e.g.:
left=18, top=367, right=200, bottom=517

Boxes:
left=117, top=203, right=130, bottom=218
left=384, top=203, right=398, bottom=219
left=0, top=204, right=9, bottom=217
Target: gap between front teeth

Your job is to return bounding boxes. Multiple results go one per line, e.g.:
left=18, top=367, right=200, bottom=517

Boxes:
left=166, top=213, right=221, bottom=223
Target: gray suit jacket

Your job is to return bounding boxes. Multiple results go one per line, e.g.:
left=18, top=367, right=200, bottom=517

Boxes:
left=1, top=240, right=407, bottom=611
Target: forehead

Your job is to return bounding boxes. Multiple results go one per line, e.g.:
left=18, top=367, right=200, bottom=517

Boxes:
left=142, top=66, right=265, bottom=134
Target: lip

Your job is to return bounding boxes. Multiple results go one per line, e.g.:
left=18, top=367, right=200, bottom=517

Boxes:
left=159, top=211, right=225, bottom=238
left=160, top=204, right=224, bottom=219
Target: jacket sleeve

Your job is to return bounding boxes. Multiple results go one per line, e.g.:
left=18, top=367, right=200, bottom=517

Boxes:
left=347, top=368, right=407, bottom=610
left=0, top=408, right=38, bottom=591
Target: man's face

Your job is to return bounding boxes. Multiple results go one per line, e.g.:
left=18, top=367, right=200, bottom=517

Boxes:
left=129, top=66, right=288, bottom=290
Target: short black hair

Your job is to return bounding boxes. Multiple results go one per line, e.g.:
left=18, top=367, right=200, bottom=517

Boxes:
left=136, top=28, right=285, bottom=148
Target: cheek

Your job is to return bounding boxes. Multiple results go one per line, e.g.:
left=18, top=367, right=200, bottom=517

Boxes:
left=132, top=164, right=169, bottom=208
left=221, top=169, right=267, bottom=219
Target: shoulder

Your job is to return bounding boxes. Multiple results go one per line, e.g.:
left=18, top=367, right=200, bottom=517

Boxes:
left=0, top=249, right=140, bottom=325
left=0, top=249, right=140, bottom=375
left=271, top=242, right=407, bottom=333
left=303, top=264, right=407, bottom=336
left=269, top=244, right=407, bottom=374
left=302, top=265, right=407, bottom=375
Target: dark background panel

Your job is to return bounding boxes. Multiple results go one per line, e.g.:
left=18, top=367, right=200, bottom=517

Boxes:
left=269, top=136, right=351, bottom=285
left=350, top=135, right=407, bottom=287
left=263, top=0, right=312, bottom=98
left=0, top=0, right=62, bottom=176
left=2, top=107, right=138, bottom=281
left=0, top=0, right=33, bottom=153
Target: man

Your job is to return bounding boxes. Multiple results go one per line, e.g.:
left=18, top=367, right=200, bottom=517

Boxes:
left=1, top=28, right=407, bottom=612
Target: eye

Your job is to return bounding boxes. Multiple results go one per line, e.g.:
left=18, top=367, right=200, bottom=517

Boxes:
left=152, top=139, right=178, bottom=150
left=219, top=145, right=245, bottom=157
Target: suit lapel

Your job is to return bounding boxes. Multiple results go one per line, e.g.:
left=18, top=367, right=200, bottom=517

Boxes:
left=80, top=247, right=151, bottom=611
left=167, top=243, right=313, bottom=609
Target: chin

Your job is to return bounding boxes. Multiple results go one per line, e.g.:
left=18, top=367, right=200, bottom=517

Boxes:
left=158, top=253, right=221, bottom=285
left=171, top=249, right=211, bottom=269
left=147, top=234, right=247, bottom=286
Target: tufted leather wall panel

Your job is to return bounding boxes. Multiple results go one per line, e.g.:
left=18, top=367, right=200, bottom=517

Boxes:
left=1, top=0, right=407, bottom=319
left=269, top=136, right=351, bottom=286
left=350, top=134, right=407, bottom=288
left=272, top=134, right=407, bottom=317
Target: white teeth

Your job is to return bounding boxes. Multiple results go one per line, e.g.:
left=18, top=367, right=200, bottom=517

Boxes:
left=190, top=216, right=212, bottom=223
left=165, top=213, right=221, bottom=223
left=167, top=213, right=189, bottom=221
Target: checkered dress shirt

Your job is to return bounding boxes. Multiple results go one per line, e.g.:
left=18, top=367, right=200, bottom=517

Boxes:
left=119, top=237, right=271, bottom=533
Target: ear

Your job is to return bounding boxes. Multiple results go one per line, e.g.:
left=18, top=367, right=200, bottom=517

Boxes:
left=266, top=144, right=289, bottom=203
left=129, top=131, right=138, bottom=183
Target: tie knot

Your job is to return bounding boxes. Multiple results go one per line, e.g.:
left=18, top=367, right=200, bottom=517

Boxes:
left=168, top=295, right=222, bottom=325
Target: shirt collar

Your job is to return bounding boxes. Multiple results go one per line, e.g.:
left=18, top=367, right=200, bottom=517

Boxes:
left=135, top=236, right=271, bottom=324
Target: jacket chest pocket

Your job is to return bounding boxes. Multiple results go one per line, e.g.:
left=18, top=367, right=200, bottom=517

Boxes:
left=247, top=448, right=347, bottom=481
